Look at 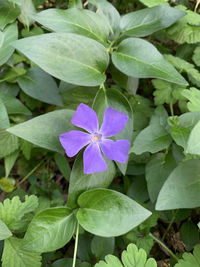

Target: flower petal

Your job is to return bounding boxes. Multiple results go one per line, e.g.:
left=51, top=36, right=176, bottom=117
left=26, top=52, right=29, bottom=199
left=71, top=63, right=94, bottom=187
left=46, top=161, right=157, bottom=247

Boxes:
left=100, top=107, right=128, bottom=137
left=83, top=143, right=107, bottom=174
left=60, top=130, right=91, bottom=157
left=71, top=103, right=99, bottom=133
left=100, top=139, right=130, bottom=163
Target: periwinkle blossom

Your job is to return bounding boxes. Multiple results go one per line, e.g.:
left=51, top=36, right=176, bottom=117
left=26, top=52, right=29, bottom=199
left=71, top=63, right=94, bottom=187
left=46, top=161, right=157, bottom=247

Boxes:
left=59, top=103, right=130, bottom=174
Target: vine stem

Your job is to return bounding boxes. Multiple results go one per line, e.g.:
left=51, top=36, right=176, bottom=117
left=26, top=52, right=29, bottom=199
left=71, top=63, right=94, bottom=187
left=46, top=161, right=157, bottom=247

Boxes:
left=169, top=101, right=174, bottom=117
left=12, top=158, right=46, bottom=191
left=162, top=209, right=179, bottom=242
left=72, top=222, right=80, bottom=267
left=150, top=233, right=179, bottom=262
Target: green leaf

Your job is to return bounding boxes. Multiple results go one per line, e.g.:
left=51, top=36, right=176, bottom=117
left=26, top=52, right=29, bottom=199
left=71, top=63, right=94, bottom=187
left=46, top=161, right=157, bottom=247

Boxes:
left=31, top=8, right=109, bottom=44
left=21, top=207, right=76, bottom=252
left=174, top=244, right=200, bottom=267
left=149, top=105, right=168, bottom=128
left=2, top=237, right=42, bottom=267
left=120, top=6, right=186, bottom=37
left=67, top=150, right=116, bottom=210
left=5, top=150, right=20, bottom=178
left=77, top=189, right=151, bottom=237
left=54, top=153, right=71, bottom=182
left=187, top=120, right=200, bottom=155
left=0, top=7, right=21, bottom=30
left=193, top=46, right=200, bottom=66
left=171, top=127, right=190, bottom=151
left=9, top=0, right=21, bottom=4
left=91, top=236, right=114, bottom=261
left=127, top=176, right=149, bottom=203
left=152, top=79, right=187, bottom=105
left=0, top=82, right=20, bottom=97
left=19, top=0, right=36, bottom=28
left=18, top=67, right=63, bottom=106
left=0, top=220, right=12, bottom=241
left=0, top=92, right=31, bottom=115
left=168, top=25, right=200, bottom=44
left=88, top=0, right=120, bottom=39
left=145, top=154, right=177, bottom=203
left=139, top=0, right=169, bottom=7
left=181, top=88, right=200, bottom=112
left=0, top=195, right=38, bottom=230
left=0, top=22, right=18, bottom=66
left=0, top=128, right=19, bottom=158
left=0, top=177, right=15, bottom=193
left=112, top=38, right=187, bottom=85
left=0, top=98, right=10, bottom=128
left=19, top=138, right=33, bottom=160
left=179, top=111, right=200, bottom=131
left=12, top=33, right=109, bottom=86
left=92, top=88, right=133, bottom=174
left=95, top=243, right=157, bottom=267
left=156, top=159, right=200, bottom=210
left=7, top=109, right=76, bottom=153
left=130, top=125, right=172, bottom=155
left=180, top=221, right=199, bottom=251
left=1, top=67, right=26, bottom=83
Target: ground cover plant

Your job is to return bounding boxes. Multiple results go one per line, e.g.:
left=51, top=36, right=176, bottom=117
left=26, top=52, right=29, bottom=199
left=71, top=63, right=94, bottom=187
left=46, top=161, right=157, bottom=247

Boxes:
left=0, top=0, right=200, bottom=266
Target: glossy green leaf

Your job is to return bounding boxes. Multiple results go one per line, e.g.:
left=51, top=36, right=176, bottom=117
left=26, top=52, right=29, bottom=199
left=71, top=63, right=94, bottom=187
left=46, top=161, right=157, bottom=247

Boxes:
left=1, top=67, right=26, bottom=83
left=180, top=221, right=199, bottom=251
left=120, top=6, right=186, bottom=37
left=21, top=207, right=76, bottom=252
left=156, top=159, right=200, bottom=210
left=0, top=92, right=31, bottom=115
left=171, top=126, right=190, bottom=151
left=187, top=120, right=200, bottom=155
left=67, top=150, right=116, bottom=210
left=130, top=125, right=172, bottom=155
left=12, top=33, right=109, bottom=86
left=18, top=68, right=63, bottom=106
left=31, top=8, right=109, bottom=43
left=112, top=38, right=188, bottom=85
left=0, top=128, right=19, bottom=158
left=7, top=110, right=76, bottom=153
left=2, top=237, right=42, bottom=267
left=95, top=243, right=157, bottom=267
left=181, top=87, right=200, bottom=112
left=88, top=0, right=120, bottom=39
left=0, top=7, right=21, bottom=30
left=19, top=0, right=36, bottom=27
left=0, top=220, right=12, bottom=241
left=92, top=88, right=133, bottom=174
left=5, top=150, right=20, bottom=178
left=145, top=154, right=177, bottom=203
left=0, top=98, right=10, bottom=128
left=0, top=82, right=20, bottom=97
left=77, top=189, right=151, bottom=237
left=0, top=22, right=18, bottom=66
left=54, top=153, right=71, bottom=182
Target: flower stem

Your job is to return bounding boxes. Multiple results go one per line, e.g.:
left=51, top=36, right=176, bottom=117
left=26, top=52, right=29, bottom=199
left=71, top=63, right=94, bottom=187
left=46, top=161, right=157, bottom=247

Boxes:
left=72, top=222, right=80, bottom=267
left=150, top=233, right=179, bottom=262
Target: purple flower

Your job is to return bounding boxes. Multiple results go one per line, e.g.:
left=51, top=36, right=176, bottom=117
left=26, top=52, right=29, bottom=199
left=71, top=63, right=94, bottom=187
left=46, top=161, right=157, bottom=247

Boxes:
left=59, top=103, right=130, bottom=174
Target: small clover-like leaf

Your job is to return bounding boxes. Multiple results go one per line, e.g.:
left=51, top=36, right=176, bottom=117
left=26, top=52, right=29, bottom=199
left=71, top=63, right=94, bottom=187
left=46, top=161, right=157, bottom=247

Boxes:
left=174, top=244, right=200, bottom=267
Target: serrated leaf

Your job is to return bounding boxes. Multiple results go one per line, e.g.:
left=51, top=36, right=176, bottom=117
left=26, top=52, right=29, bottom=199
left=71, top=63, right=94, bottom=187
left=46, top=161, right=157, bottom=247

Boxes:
left=168, top=25, right=200, bottom=44
left=0, top=220, right=12, bottom=241
left=139, top=0, right=169, bottom=7
left=152, top=79, right=187, bottom=105
left=21, top=207, right=76, bottom=252
left=174, top=244, right=200, bottom=267
left=193, top=46, right=200, bottom=66
left=12, top=33, right=109, bottom=86
left=0, top=22, right=18, bottom=66
left=0, top=98, right=10, bottom=128
left=77, top=189, right=151, bottom=237
left=0, top=128, right=19, bottom=158
left=2, top=237, right=42, bottom=267
left=130, top=125, right=172, bottom=155
left=95, top=243, right=157, bottom=267
left=0, top=195, right=38, bottom=230
left=0, top=7, right=21, bottom=30
left=112, top=38, right=187, bottom=85
left=31, top=8, right=109, bottom=44
left=120, top=6, right=186, bottom=37
left=7, top=110, right=76, bottom=153
left=19, top=138, right=33, bottom=160
left=156, top=159, right=200, bottom=210
left=18, top=67, right=63, bottom=106
left=181, top=88, right=200, bottom=112
left=0, top=92, right=31, bottom=115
